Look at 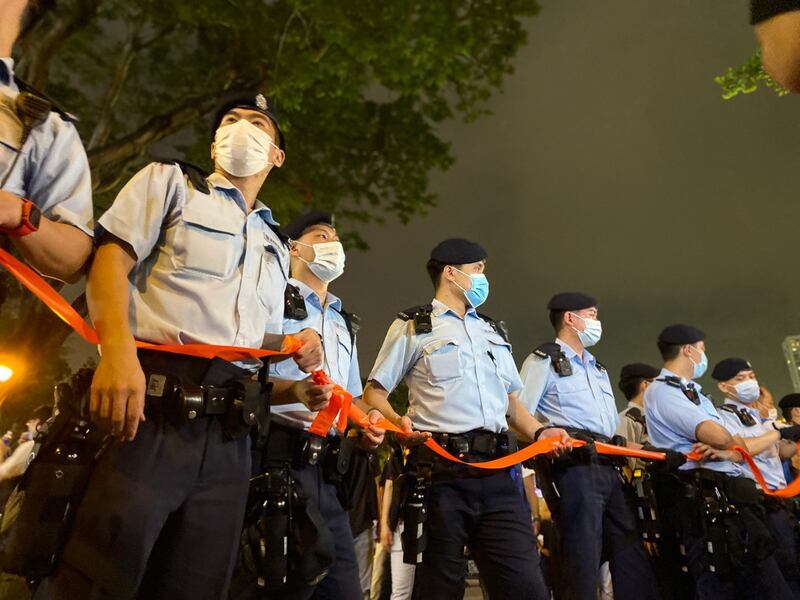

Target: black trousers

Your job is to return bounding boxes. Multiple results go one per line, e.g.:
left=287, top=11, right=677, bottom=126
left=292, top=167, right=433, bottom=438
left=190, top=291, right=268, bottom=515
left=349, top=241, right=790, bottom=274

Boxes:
left=33, top=355, right=253, bottom=600
left=549, top=462, right=659, bottom=600
left=682, top=507, right=794, bottom=600
left=413, top=467, right=548, bottom=600
left=32, top=418, right=251, bottom=600
left=230, top=461, right=362, bottom=600
left=765, top=505, right=800, bottom=599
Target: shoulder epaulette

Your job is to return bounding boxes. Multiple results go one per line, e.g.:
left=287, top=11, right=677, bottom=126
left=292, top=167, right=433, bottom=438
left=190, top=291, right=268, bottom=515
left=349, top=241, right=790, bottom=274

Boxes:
left=625, top=405, right=646, bottom=427
left=13, top=76, right=76, bottom=123
left=156, top=159, right=211, bottom=195
left=657, top=376, right=700, bottom=405
left=397, top=304, right=431, bottom=320
left=533, top=342, right=572, bottom=377
left=477, top=312, right=509, bottom=343
left=595, top=360, right=607, bottom=373
left=720, top=403, right=758, bottom=427
left=397, top=304, right=432, bottom=335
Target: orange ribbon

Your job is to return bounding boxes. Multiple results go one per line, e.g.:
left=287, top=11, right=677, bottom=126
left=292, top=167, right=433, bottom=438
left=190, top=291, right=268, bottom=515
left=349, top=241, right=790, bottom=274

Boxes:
left=0, top=247, right=302, bottom=361
left=311, top=372, right=800, bottom=497
left=4, top=246, right=800, bottom=498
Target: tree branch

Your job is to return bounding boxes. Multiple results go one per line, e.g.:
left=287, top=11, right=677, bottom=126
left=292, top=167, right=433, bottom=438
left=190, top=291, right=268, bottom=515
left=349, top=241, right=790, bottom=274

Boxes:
left=17, top=0, right=104, bottom=89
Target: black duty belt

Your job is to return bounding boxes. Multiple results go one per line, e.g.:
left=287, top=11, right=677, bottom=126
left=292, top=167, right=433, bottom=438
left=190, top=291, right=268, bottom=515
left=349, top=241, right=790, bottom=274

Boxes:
left=144, top=370, right=241, bottom=421
left=545, top=426, right=624, bottom=469
left=430, top=430, right=516, bottom=459
left=264, top=422, right=342, bottom=470
left=679, top=469, right=763, bottom=505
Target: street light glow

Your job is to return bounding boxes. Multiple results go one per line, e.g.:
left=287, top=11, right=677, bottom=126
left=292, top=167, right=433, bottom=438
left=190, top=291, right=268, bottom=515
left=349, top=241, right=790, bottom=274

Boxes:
left=0, top=366, right=12, bottom=383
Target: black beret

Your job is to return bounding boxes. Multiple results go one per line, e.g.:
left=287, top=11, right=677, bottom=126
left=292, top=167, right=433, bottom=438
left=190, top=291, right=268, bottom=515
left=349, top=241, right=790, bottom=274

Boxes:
left=429, top=238, right=487, bottom=265
left=546, top=292, right=597, bottom=311
left=657, top=324, right=706, bottom=345
left=619, top=363, right=661, bottom=382
left=779, top=393, right=800, bottom=410
left=711, top=357, right=753, bottom=382
left=211, top=91, right=285, bottom=150
left=283, top=211, right=335, bottom=240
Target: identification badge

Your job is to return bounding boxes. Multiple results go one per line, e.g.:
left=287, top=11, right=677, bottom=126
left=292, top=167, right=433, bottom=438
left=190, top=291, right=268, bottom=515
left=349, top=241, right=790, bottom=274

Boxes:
left=147, top=374, right=167, bottom=397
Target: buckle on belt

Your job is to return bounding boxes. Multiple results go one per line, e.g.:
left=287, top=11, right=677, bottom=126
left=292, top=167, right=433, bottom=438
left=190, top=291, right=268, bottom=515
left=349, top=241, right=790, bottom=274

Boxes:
left=307, top=436, right=325, bottom=465
left=471, top=434, right=497, bottom=455
left=178, top=385, right=205, bottom=420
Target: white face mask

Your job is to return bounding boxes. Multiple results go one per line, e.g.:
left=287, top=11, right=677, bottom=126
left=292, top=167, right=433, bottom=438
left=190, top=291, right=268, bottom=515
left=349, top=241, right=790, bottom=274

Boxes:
left=214, top=119, right=277, bottom=177
left=732, top=379, right=760, bottom=404
left=569, top=312, right=602, bottom=347
left=296, top=241, right=345, bottom=283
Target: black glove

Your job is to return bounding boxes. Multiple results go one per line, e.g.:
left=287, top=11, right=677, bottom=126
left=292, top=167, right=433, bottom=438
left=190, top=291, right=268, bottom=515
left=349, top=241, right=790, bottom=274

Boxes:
left=778, top=424, right=800, bottom=442
left=643, top=444, right=687, bottom=471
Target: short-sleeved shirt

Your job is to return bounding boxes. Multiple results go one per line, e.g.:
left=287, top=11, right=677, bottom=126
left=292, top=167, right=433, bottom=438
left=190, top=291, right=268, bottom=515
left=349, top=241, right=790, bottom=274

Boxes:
left=270, top=278, right=362, bottom=431
left=645, top=368, right=741, bottom=476
left=718, top=399, right=786, bottom=490
left=519, top=339, right=619, bottom=438
left=751, top=0, right=800, bottom=24
left=0, top=58, right=93, bottom=235
left=368, top=298, right=520, bottom=434
left=97, top=163, right=288, bottom=352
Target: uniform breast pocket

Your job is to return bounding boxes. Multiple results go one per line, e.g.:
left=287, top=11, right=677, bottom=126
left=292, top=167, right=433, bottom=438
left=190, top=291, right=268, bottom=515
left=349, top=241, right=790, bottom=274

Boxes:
left=487, top=338, right=513, bottom=386
left=553, top=372, right=589, bottom=396
left=423, top=340, right=462, bottom=384
left=173, top=204, right=242, bottom=279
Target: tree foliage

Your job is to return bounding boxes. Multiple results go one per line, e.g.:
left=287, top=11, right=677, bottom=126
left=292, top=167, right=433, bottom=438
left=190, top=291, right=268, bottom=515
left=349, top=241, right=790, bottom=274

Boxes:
left=15, top=0, right=541, bottom=239
left=715, top=49, right=788, bottom=99
left=0, top=0, right=541, bottom=416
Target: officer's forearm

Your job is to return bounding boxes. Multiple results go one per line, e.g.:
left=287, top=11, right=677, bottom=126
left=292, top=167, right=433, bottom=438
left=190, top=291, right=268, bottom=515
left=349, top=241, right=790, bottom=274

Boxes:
left=506, top=395, right=541, bottom=442
left=695, top=420, right=736, bottom=450
left=268, top=378, right=303, bottom=405
left=741, top=429, right=781, bottom=457
left=11, top=219, right=93, bottom=283
left=363, top=382, right=401, bottom=426
left=87, top=241, right=136, bottom=349
left=756, top=10, right=800, bottom=93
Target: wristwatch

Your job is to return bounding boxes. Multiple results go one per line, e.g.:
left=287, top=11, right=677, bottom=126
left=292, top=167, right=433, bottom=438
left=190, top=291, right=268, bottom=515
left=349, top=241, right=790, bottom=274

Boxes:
left=1, top=199, right=41, bottom=237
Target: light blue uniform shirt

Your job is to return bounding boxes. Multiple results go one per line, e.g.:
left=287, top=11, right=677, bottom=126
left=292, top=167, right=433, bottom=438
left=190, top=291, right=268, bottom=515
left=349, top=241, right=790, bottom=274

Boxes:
left=519, top=339, right=619, bottom=438
left=368, top=298, right=520, bottom=434
left=0, top=58, right=92, bottom=235
left=718, top=400, right=786, bottom=490
left=97, top=163, right=288, bottom=351
left=270, top=278, right=362, bottom=431
left=644, top=368, right=741, bottom=476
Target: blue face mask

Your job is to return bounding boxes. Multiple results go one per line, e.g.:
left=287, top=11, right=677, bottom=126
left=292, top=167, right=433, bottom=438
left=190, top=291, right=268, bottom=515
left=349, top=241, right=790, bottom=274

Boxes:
left=453, top=268, right=489, bottom=308
left=690, top=347, right=708, bottom=379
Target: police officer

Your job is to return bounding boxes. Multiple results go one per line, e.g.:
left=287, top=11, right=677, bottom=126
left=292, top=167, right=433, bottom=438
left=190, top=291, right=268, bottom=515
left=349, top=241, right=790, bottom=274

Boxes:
left=711, top=357, right=800, bottom=597
left=234, top=210, right=383, bottom=599
left=645, top=324, right=793, bottom=600
left=363, top=238, right=563, bottom=600
left=518, top=292, right=660, bottom=600
left=780, top=394, right=800, bottom=426
left=32, top=92, right=324, bottom=600
left=0, top=0, right=93, bottom=281
left=615, top=362, right=660, bottom=451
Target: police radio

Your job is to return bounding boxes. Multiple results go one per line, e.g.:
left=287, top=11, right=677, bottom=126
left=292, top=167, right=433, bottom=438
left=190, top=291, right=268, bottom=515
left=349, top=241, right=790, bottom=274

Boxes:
left=284, top=284, right=308, bottom=320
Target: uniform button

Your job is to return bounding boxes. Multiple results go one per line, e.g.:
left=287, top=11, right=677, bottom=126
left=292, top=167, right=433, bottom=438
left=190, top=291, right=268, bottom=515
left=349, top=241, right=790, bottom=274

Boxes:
left=188, top=410, right=197, bottom=420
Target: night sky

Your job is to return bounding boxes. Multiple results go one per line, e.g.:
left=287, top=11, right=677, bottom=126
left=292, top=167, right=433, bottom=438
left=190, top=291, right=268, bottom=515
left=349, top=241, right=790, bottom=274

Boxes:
left=67, top=1, right=800, bottom=406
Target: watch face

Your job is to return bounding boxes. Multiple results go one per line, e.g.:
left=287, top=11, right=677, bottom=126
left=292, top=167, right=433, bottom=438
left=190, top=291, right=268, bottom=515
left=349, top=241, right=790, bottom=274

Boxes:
left=27, top=202, right=41, bottom=229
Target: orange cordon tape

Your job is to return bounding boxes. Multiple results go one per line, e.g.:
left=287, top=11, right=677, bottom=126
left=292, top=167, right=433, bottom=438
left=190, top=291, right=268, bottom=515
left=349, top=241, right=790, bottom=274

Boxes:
left=4, top=247, right=800, bottom=498
left=309, top=373, right=800, bottom=498
left=0, top=247, right=302, bottom=361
